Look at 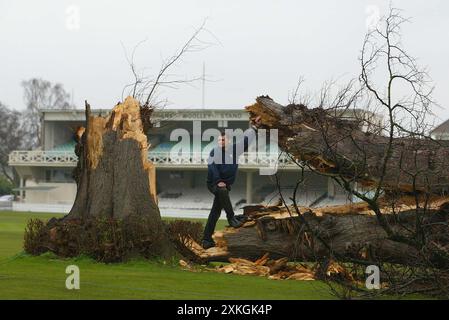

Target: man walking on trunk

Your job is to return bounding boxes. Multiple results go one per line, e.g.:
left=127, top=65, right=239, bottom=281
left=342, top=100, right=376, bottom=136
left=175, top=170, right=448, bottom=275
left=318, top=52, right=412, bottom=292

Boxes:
left=202, top=116, right=261, bottom=249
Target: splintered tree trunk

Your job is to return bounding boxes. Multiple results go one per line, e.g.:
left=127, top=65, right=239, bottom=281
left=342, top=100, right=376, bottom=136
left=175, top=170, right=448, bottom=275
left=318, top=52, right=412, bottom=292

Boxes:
left=189, top=198, right=449, bottom=266
left=246, top=96, right=449, bottom=193
left=66, top=97, right=161, bottom=227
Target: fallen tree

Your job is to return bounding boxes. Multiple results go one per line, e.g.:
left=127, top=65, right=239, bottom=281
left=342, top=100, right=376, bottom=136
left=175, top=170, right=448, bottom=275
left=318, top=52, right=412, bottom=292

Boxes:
left=183, top=87, right=449, bottom=267
left=187, top=196, right=449, bottom=266
left=213, top=13, right=449, bottom=290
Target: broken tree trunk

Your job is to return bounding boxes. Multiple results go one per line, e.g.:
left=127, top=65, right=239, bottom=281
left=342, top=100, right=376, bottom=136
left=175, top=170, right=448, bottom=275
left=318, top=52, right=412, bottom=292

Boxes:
left=64, top=97, right=170, bottom=249
left=246, top=96, right=449, bottom=194
left=188, top=197, right=449, bottom=266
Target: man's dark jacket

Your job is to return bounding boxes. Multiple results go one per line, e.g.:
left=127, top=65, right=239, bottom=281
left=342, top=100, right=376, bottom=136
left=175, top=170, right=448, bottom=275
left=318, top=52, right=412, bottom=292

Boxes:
left=207, top=128, right=257, bottom=187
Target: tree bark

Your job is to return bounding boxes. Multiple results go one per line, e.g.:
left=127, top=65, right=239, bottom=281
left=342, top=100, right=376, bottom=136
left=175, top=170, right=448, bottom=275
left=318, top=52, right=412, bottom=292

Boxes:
left=246, top=96, right=449, bottom=194
left=188, top=198, right=449, bottom=266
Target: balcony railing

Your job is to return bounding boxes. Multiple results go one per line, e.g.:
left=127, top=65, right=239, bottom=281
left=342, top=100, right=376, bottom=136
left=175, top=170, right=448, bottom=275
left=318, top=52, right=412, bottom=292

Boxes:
left=9, top=151, right=79, bottom=167
left=9, top=150, right=296, bottom=168
left=149, top=151, right=294, bottom=168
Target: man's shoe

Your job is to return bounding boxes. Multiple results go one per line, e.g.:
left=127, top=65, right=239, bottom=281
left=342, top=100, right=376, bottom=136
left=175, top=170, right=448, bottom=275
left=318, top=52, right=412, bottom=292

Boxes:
left=234, top=214, right=248, bottom=222
left=202, top=239, right=216, bottom=249
left=228, top=217, right=243, bottom=228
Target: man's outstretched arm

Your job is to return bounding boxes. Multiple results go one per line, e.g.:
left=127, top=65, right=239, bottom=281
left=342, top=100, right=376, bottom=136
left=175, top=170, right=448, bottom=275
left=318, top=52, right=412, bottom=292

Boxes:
left=234, top=116, right=262, bottom=157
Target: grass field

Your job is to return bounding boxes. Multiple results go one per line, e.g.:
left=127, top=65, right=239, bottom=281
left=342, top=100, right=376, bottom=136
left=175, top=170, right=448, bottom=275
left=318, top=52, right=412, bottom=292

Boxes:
left=0, top=211, right=336, bottom=299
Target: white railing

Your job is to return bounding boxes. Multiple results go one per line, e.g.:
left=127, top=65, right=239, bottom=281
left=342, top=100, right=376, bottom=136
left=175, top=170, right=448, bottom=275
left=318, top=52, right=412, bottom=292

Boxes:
left=148, top=151, right=295, bottom=167
left=9, top=151, right=78, bottom=166
left=9, top=150, right=296, bottom=167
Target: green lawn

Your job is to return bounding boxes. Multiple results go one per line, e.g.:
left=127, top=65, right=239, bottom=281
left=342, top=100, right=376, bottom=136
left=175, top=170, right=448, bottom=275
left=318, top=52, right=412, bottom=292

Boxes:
left=0, top=211, right=334, bottom=299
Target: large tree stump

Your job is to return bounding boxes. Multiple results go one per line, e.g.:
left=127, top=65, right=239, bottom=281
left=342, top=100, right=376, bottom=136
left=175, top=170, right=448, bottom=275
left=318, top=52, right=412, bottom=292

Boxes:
left=64, top=97, right=171, bottom=253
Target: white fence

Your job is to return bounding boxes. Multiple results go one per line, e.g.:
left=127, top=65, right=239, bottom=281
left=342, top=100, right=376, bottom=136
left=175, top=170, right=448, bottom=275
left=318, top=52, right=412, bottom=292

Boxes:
left=12, top=202, right=73, bottom=213
left=9, top=150, right=296, bottom=168
left=0, top=201, right=12, bottom=211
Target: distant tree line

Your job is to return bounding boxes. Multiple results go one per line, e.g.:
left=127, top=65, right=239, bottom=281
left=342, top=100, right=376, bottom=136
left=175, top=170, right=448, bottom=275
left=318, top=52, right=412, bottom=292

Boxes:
left=0, top=78, right=73, bottom=193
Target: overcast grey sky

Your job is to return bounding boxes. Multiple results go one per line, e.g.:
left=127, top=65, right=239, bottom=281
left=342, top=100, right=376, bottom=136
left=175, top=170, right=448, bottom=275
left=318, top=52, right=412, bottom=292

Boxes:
left=1, top=0, right=448, bottom=122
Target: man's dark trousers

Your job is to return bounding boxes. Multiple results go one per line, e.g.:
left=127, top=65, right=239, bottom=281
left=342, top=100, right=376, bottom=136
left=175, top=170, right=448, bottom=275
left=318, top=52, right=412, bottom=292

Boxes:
left=203, top=184, right=235, bottom=241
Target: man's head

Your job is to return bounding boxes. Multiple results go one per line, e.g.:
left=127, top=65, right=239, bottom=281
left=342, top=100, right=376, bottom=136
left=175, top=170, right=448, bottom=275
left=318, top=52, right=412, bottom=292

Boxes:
left=218, top=131, right=229, bottom=148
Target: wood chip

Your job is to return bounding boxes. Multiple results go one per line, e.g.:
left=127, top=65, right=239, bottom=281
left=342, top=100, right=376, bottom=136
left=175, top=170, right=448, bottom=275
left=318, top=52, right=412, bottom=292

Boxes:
left=215, top=255, right=316, bottom=281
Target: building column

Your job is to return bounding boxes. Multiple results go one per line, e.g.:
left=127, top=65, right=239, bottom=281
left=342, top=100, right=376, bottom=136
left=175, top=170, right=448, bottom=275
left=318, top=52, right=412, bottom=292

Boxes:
left=19, top=177, right=24, bottom=201
left=192, top=120, right=202, bottom=163
left=246, top=171, right=254, bottom=204
left=327, top=177, right=335, bottom=199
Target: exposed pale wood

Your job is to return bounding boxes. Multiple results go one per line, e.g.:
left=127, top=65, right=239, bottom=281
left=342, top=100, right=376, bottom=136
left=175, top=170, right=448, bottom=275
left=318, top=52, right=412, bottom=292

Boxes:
left=148, top=162, right=157, bottom=204
left=215, top=254, right=316, bottom=281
